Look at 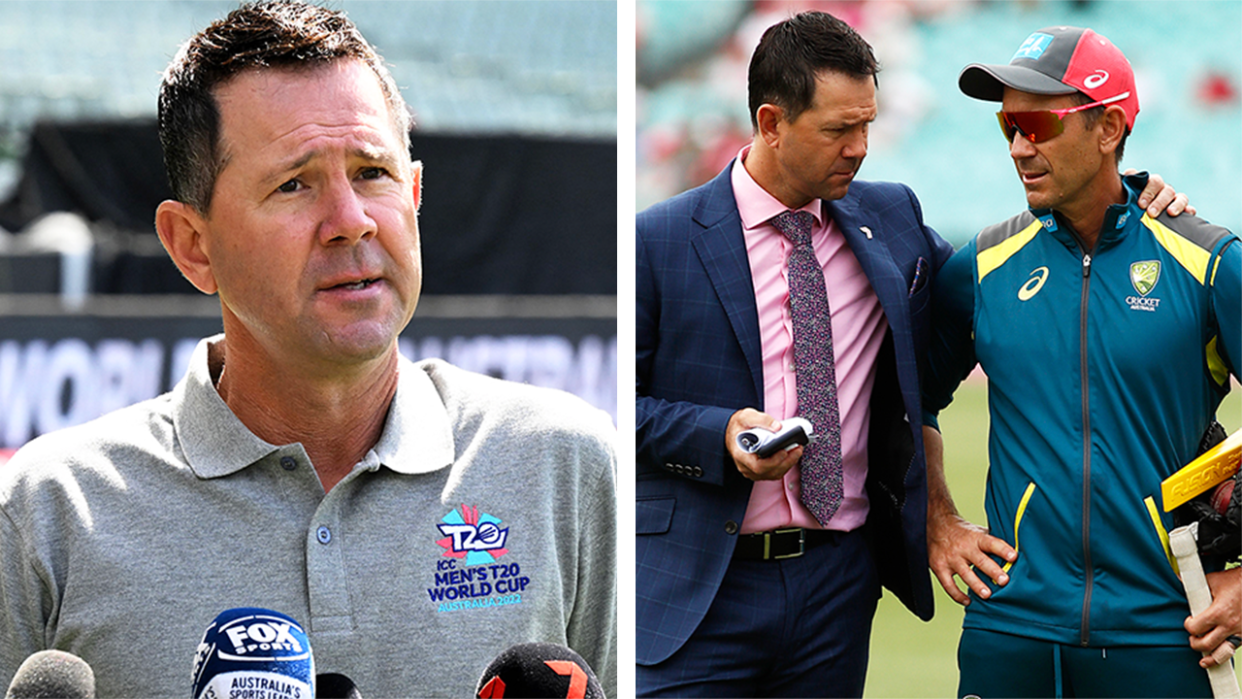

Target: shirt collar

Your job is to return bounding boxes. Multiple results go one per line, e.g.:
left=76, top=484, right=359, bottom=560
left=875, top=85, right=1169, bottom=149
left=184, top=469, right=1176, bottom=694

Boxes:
left=731, top=144, right=824, bottom=230
left=370, top=355, right=455, bottom=475
left=174, top=335, right=454, bottom=480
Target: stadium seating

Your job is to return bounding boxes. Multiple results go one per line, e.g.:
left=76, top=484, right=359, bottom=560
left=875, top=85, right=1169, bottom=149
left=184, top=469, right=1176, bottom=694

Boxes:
left=0, top=0, right=617, bottom=202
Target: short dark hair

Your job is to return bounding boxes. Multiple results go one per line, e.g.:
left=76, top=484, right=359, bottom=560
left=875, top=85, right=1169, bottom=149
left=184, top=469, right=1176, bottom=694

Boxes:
left=1070, top=91, right=1128, bottom=163
left=158, top=0, right=411, bottom=213
left=747, top=11, right=879, bottom=130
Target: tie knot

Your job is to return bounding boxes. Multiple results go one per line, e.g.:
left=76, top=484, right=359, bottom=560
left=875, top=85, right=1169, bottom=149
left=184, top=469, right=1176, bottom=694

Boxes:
left=771, top=210, right=814, bottom=245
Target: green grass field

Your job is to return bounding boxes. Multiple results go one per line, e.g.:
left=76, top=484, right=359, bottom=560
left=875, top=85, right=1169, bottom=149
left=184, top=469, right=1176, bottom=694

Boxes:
left=864, top=379, right=1242, bottom=697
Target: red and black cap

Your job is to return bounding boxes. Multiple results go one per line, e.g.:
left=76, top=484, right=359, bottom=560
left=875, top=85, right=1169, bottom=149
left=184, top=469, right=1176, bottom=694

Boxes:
left=959, top=26, right=1139, bottom=129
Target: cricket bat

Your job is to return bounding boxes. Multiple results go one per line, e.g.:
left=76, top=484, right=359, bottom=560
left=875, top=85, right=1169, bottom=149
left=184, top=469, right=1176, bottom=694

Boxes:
left=1169, top=523, right=1242, bottom=699
left=1162, top=429, right=1242, bottom=512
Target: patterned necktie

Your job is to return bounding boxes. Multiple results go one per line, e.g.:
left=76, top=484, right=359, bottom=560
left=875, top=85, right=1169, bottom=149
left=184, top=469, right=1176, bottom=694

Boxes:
left=770, top=209, right=843, bottom=526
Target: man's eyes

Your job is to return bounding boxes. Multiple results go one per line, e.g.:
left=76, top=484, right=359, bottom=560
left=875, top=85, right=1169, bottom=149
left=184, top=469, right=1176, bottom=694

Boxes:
left=273, top=167, right=390, bottom=195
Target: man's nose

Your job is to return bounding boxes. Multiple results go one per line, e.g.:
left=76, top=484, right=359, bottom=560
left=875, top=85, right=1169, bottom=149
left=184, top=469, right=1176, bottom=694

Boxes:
left=1009, top=130, right=1037, bottom=159
left=841, top=126, right=868, bottom=160
left=318, top=176, right=376, bottom=245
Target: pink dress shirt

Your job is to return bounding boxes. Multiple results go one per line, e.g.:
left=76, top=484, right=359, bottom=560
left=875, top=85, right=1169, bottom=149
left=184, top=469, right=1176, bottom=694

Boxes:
left=731, top=147, right=888, bottom=533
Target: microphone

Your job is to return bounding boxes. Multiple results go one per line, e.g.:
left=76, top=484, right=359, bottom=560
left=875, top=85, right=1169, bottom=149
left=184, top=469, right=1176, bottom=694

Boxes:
left=475, top=643, right=604, bottom=699
left=5, top=650, right=95, bottom=699
left=191, top=608, right=314, bottom=699
left=315, top=673, right=362, bottom=699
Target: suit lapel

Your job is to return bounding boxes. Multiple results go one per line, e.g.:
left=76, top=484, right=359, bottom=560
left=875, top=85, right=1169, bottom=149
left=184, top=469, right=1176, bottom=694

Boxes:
left=824, top=195, right=910, bottom=338
left=690, top=168, right=764, bottom=406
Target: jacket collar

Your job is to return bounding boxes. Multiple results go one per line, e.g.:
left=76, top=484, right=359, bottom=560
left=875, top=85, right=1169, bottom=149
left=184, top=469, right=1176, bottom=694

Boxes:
left=1031, top=171, right=1148, bottom=252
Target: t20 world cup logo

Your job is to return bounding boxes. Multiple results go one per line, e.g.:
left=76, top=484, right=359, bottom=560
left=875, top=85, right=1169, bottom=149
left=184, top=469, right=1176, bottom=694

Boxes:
left=436, top=504, right=510, bottom=566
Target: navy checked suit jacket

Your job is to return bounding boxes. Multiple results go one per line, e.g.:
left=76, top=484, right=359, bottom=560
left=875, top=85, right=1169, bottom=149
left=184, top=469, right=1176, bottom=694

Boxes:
left=635, top=164, right=953, bottom=665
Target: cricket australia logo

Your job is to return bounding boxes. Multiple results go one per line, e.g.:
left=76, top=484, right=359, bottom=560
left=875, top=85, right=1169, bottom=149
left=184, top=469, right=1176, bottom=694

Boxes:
left=1126, top=260, right=1161, bottom=311
left=1130, top=260, right=1160, bottom=295
left=437, top=504, right=509, bottom=565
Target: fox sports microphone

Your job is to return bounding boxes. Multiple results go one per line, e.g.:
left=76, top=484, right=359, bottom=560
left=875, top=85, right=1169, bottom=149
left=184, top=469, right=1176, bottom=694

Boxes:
left=475, top=643, right=604, bottom=699
left=5, top=650, right=95, bottom=699
left=191, top=608, right=314, bottom=699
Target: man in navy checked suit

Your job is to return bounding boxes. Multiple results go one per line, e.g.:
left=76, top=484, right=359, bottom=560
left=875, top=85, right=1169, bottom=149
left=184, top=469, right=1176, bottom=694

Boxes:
left=636, top=13, right=949, bottom=697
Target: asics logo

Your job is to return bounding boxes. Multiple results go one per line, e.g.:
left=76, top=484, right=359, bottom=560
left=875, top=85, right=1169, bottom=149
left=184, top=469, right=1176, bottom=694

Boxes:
left=1018, top=267, right=1049, bottom=301
left=1083, top=70, right=1109, bottom=89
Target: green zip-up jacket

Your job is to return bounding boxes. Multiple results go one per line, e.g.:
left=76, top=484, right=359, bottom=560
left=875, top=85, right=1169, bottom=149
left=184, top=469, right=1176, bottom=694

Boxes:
left=924, top=173, right=1240, bottom=647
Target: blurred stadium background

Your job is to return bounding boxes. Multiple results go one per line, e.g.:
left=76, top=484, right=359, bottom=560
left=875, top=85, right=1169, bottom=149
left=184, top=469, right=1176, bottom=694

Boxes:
left=0, top=0, right=618, bottom=460
left=637, top=1, right=1241, bottom=696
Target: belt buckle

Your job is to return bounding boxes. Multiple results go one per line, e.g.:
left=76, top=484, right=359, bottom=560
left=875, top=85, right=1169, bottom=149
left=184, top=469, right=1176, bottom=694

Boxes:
left=770, top=528, right=805, bottom=560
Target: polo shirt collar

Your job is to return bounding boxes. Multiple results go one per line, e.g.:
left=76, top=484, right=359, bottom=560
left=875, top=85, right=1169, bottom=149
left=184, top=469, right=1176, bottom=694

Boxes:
left=174, top=336, right=454, bottom=480
left=174, top=336, right=280, bottom=479
left=370, top=355, right=454, bottom=475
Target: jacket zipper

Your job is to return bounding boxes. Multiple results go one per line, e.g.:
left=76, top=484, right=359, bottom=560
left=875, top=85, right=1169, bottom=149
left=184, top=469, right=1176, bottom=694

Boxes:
left=1079, top=251, right=1094, bottom=646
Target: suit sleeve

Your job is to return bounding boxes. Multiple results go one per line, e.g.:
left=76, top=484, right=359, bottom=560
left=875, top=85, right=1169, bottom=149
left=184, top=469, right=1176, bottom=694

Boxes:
left=635, top=217, right=739, bottom=488
left=903, top=182, right=956, bottom=276
left=921, top=240, right=978, bottom=431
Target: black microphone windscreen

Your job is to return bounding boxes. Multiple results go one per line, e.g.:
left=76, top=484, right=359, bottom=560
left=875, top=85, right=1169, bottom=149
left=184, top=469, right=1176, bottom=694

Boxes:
left=475, top=642, right=603, bottom=699
left=316, top=672, right=362, bottom=699
left=5, top=650, right=96, bottom=699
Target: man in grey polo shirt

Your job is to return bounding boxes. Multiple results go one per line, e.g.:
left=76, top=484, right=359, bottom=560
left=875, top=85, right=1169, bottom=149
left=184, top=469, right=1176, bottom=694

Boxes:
left=0, top=3, right=616, bottom=697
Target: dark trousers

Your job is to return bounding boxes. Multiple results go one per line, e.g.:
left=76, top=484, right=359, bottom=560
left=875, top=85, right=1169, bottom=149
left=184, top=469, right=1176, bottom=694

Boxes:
left=637, top=527, right=880, bottom=698
left=958, top=628, right=1217, bottom=698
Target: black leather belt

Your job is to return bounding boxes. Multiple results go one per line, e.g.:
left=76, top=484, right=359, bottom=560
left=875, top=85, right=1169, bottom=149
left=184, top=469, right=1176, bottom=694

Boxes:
left=732, top=528, right=839, bottom=561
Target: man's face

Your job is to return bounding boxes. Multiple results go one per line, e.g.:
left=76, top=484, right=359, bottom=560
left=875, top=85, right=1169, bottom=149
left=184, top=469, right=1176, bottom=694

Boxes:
left=771, top=71, right=876, bottom=206
left=203, top=59, right=421, bottom=370
left=1001, top=86, right=1107, bottom=214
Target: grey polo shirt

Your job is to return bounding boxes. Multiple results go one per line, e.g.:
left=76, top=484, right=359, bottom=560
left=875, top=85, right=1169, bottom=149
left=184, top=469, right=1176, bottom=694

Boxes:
left=0, top=336, right=616, bottom=698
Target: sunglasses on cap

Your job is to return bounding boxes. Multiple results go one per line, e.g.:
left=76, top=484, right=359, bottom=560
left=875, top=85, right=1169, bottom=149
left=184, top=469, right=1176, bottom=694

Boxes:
left=997, top=92, right=1130, bottom=143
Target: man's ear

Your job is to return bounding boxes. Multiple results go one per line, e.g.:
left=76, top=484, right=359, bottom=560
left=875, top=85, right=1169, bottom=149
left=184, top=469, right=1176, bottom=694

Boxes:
left=411, top=159, right=422, bottom=212
left=1099, top=106, right=1127, bottom=157
left=154, top=200, right=218, bottom=295
left=755, top=104, right=786, bottom=149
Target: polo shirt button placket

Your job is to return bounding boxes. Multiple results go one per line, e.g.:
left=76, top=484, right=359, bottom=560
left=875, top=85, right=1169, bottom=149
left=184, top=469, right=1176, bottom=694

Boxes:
left=306, top=504, right=353, bottom=633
